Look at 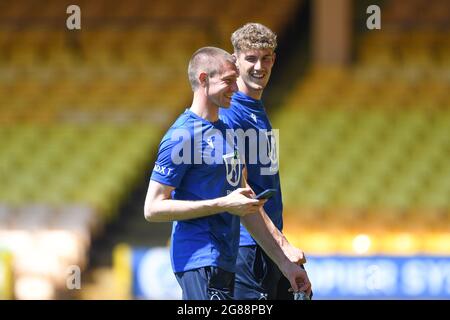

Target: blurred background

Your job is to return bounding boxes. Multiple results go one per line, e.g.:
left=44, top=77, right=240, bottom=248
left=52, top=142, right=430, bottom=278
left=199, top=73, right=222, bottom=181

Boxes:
left=0, top=0, right=449, bottom=300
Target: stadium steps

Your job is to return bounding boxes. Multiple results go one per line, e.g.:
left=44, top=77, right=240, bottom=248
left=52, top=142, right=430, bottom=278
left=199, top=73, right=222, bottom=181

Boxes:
left=273, top=0, right=450, bottom=234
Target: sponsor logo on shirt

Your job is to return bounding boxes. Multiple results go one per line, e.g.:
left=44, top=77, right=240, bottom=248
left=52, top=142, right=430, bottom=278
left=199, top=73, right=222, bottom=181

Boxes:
left=153, top=164, right=174, bottom=176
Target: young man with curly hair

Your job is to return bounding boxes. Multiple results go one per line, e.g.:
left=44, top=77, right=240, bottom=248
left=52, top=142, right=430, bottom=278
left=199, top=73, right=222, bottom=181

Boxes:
left=220, top=23, right=312, bottom=300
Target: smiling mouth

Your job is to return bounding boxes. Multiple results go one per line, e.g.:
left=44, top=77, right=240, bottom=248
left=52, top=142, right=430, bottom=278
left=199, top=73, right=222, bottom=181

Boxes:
left=251, top=74, right=265, bottom=80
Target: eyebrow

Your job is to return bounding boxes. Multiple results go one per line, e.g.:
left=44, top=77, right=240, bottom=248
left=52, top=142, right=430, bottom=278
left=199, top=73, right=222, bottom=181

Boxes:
left=221, top=72, right=238, bottom=80
left=245, top=54, right=272, bottom=59
left=221, top=75, right=237, bottom=82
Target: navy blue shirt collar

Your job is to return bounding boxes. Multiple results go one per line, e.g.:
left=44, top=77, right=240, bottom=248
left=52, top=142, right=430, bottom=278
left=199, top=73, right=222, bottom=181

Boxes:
left=232, top=91, right=264, bottom=110
left=185, top=108, right=222, bottom=127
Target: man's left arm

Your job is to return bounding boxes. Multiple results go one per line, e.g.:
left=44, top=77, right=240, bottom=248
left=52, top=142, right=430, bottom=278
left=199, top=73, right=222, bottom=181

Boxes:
left=240, top=168, right=311, bottom=295
left=242, top=203, right=306, bottom=265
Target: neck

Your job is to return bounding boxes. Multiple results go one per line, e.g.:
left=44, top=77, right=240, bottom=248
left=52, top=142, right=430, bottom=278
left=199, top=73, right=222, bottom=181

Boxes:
left=237, top=78, right=263, bottom=100
left=190, top=91, right=219, bottom=122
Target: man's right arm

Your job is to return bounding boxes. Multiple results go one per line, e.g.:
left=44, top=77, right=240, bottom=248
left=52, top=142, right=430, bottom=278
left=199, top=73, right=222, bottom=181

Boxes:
left=144, top=180, right=266, bottom=222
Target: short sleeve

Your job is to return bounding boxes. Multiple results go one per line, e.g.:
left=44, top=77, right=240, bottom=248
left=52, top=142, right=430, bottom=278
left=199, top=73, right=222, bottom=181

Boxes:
left=150, top=131, right=192, bottom=188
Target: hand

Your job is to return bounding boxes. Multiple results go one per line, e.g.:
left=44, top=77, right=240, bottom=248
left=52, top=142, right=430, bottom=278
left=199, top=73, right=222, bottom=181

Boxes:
left=220, top=188, right=267, bottom=217
left=284, top=245, right=307, bottom=265
left=281, top=260, right=312, bottom=297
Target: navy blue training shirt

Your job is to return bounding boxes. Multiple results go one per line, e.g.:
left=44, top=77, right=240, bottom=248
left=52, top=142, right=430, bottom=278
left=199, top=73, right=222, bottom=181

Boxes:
left=220, top=91, right=283, bottom=246
left=151, top=109, right=244, bottom=273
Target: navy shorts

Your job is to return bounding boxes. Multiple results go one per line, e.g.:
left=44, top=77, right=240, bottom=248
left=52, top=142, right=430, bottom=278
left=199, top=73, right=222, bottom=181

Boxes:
left=175, top=266, right=235, bottom=300
left=234, top=245, right=312, bottom=300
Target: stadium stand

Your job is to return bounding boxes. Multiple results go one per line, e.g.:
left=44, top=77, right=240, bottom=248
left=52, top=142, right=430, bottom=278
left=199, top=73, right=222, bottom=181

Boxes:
left=277, top=0, right=449, bottom=241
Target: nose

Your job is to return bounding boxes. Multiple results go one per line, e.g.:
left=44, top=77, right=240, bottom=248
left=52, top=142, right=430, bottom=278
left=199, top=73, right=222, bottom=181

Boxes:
left=254, top=59, right=262, bottom=70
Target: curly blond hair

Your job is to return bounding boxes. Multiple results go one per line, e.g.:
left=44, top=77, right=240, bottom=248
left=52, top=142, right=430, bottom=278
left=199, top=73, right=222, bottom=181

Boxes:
left=231, top=23, right=277, bottom=53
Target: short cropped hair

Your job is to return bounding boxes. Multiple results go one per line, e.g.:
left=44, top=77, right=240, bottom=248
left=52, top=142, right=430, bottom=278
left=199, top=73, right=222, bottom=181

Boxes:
left=188, top=47, right=236, bottom=91
left=231, top=23, right=277, bottom=53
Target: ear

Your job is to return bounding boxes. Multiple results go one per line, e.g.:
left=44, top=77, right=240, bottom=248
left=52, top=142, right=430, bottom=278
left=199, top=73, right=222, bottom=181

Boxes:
left=272, top=52, right=276, bottom=64
left=199, top=72, right=208, bottom=87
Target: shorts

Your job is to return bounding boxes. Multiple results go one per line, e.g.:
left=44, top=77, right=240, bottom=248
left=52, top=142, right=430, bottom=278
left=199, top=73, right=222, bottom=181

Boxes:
left=234, top=245, right=312, bottom=300
left=175, top=266, right=235, bottom=300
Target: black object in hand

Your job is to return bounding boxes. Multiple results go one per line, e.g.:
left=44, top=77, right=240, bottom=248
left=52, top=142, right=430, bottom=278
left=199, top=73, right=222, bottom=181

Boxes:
left=254, top=188, right=277, bottom=200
